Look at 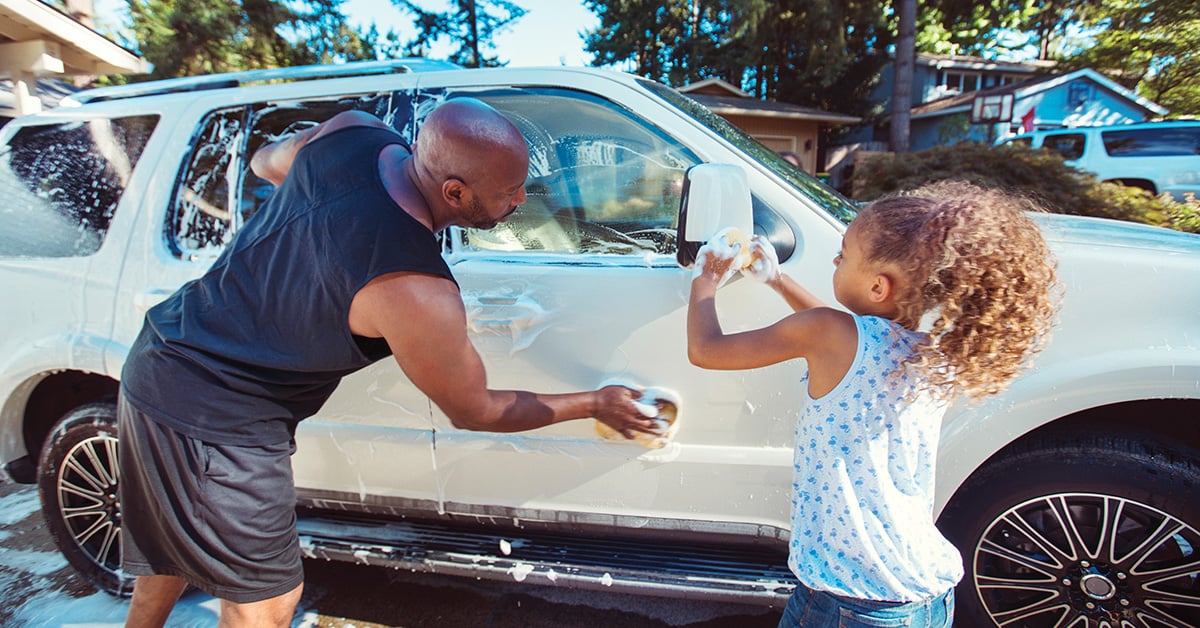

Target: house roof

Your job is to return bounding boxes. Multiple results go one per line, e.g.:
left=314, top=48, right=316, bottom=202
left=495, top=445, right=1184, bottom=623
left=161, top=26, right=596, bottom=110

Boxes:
left=679, top=77, right=751, bottom=98
left=916, top=52, right=1056, bottom=74
left=679, top=79, right=861, bottom=125
left=910, top=68, right=1168, bottom=120
left=0, top=0, right=149, bottom=76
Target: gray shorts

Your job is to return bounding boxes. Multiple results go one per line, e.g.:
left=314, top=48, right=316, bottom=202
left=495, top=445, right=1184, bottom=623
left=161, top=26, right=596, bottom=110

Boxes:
left=118, top=393, right=303, bottom=603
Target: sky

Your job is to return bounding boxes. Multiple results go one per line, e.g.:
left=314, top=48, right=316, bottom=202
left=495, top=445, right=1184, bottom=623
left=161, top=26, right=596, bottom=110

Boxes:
left=342, top=0, right=601, bottom=67
left=91, top=0, right=602, bottom=69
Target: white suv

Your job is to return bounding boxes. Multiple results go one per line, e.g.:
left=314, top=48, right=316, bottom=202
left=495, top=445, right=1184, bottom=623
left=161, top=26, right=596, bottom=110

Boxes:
left=1000, top=121, right=1200, bottom=200
left=2, top=61, right=1198, bottom=627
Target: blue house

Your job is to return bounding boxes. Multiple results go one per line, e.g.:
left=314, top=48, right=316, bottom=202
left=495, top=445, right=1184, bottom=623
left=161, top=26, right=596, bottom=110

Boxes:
left=909, top=67, right=1168, bottom=148
left=826, top=53, right=1168, bottom=190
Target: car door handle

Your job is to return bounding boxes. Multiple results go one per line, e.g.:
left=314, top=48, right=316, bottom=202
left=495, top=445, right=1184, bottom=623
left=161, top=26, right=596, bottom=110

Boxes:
left=466, top=294, right=544, bottom=326
left=134, top=288, right=175, bottom=312
left=462, top=293, right=549, bottom=349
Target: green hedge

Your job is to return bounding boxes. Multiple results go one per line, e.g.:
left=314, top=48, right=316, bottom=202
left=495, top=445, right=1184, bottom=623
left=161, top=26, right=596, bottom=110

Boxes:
left=850, top=142, right=1200, bottom=234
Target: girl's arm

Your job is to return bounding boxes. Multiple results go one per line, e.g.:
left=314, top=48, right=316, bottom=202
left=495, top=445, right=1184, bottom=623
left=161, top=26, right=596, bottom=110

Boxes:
left=687, top=256, right=854, bottom=375
left=742, top=237, right=827, bottom=312
left=763, top=272, right=827, bottom=312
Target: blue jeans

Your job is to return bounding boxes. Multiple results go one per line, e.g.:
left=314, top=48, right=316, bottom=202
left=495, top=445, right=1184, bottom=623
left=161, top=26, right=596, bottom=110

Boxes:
left=778, top=583, right=954, bottom=627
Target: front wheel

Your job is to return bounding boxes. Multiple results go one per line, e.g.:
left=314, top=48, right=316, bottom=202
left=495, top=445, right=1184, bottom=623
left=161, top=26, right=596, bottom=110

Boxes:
left=37, top=401, right=133, bottom=596
left=939, top=433, right=1200, bottom=627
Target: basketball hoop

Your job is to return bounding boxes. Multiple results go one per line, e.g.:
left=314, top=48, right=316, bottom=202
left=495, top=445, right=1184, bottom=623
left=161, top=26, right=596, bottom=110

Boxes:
left=971, top=93, right=1014, bottom=124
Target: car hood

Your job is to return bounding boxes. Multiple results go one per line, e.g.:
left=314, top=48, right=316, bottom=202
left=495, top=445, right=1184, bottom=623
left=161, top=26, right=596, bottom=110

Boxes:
left=1034, top=212, right=1200, bottom=255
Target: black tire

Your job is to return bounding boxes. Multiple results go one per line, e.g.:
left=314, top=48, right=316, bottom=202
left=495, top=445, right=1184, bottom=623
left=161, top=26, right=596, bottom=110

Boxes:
left=36, top=401, right=134, bottom=597
left=938, top=433, right=1200, bottom=627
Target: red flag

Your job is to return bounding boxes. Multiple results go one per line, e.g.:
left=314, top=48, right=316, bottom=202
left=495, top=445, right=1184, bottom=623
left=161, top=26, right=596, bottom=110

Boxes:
left=1021, top=107, right=1036, bottom=133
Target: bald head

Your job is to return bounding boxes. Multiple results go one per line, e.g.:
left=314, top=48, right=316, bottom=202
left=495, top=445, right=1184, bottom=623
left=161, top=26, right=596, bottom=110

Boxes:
left=414, top=98, right=529, bottom=185
left=404, top=98, right=532, bottom=232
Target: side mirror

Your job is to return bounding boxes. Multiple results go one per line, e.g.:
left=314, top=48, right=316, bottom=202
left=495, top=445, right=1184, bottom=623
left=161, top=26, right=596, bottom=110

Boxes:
left=676, top=163, right=753, bottom=267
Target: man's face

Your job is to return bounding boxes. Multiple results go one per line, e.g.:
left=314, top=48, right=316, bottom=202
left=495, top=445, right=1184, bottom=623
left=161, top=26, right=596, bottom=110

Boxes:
left=460, top=151, right=529, bottom=230
left=463, top=176, right=527, bottom=230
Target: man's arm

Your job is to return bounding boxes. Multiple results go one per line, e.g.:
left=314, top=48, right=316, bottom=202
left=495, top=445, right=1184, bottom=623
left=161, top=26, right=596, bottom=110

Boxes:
left=250, top=110, right=396, bottom=187
left=348, top=272, right=655, bottom=437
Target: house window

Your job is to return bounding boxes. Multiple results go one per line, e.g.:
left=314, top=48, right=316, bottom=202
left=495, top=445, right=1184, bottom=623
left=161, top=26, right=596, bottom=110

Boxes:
left=939, top=71, right=981, bottom=93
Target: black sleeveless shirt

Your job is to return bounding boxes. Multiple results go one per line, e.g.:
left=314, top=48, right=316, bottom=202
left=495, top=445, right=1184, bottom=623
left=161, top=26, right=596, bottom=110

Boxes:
left=122, top=125, right=455, bottom=446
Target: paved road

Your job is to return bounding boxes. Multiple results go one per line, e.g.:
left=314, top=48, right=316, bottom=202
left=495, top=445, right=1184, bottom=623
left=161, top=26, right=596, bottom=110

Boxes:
left=0, top=481, right=783, bottom=627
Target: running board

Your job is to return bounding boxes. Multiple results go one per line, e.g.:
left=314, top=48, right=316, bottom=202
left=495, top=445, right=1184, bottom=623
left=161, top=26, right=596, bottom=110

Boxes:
left=296, top=513, right=794, bottom=605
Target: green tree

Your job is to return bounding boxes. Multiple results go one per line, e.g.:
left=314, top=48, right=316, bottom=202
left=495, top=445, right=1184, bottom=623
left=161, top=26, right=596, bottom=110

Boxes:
left=583, top=0, right=892, bottom=123
left=393, top=0, right=527, bottom=67
left=291, top=0, right=384, bottom=64
left=1059, top=0, right=1200, bottom=117
left=126, top=0, right=379, bottom=80
left=925, top=0, right=1091, bottom=59
left=921, top=0, right=1199, bottom=116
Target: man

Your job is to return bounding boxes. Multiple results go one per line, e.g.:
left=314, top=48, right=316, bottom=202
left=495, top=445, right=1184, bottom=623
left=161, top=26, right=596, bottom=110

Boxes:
left=118, top=98, right=655, bottom=627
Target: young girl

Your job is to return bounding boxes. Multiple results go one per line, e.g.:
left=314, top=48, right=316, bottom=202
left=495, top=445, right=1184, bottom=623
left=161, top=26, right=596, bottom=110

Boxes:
left=688, top=181, right=1058, bottom=627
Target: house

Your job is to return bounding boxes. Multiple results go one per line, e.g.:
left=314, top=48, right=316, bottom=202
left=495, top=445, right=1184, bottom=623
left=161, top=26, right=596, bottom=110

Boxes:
left=679, top=78, right=861, bottom=175
left=0, top=0, right=149, bottom=124
left=825, top=53, right=1168, bottom=192
left=907, top=53, right=1055, bottom=108
left=909, top=68, right=1168, bottom=148
left=861, top=53, right=1167, bottom=148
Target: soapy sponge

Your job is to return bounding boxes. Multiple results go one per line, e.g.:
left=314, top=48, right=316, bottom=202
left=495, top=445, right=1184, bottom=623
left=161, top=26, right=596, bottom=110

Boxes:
left=720, top=227, right=753, bottom=271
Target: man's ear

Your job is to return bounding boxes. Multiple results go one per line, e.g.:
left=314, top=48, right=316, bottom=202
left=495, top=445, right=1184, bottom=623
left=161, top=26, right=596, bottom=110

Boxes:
left=441, top=177, right=467, bottom=207
left=869, top=273, right=894, bottom=303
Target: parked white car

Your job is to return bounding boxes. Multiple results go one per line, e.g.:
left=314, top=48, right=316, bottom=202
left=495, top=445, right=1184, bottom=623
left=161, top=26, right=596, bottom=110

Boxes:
left=1, top=61, right=1198, bottom=627
left=999, top=121, right=1200, bottom=200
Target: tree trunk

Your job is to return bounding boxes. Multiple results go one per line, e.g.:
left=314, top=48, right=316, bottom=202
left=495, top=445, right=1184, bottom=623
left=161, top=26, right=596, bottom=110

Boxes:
left=466, top=0, right=480, bottom=67
left=890, top=0, right=916, bottom=153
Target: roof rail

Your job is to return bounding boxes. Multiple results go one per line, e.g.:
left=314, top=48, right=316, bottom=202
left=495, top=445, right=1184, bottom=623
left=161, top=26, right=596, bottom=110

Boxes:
left=64, top=58, right=462, bottom=105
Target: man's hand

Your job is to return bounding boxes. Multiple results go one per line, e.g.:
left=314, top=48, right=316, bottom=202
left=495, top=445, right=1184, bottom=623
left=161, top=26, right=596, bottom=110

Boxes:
left=592, top=385, right=665, bottom=440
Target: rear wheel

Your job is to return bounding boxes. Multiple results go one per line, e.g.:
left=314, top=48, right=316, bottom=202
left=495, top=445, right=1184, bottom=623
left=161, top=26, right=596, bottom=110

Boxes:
left=939, top=433, right=1200, bottom=627
left=36, top=401, right=133, bottom=596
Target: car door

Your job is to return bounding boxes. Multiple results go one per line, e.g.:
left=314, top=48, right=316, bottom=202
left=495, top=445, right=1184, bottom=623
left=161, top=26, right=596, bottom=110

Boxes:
left=109, top=89, right=447, bottom=508
left=420, top=84, right=804, bottom=533
left=0, top=112, right=159, bottom=405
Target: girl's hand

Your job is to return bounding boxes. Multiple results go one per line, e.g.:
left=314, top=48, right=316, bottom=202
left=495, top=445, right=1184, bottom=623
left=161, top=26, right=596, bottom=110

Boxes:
left=693, top=231, right=743, bottom=286
left=742, top=235, right=780, bottom=284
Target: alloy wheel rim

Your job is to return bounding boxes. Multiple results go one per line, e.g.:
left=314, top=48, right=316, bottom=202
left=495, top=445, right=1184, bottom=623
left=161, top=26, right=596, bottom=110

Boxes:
left=973, top=492, right=1200, bottom=627
left=56, top=433, right=122, bottom=575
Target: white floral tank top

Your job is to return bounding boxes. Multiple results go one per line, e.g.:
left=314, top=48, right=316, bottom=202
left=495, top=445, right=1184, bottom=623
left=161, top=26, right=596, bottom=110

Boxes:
left=787, top=315, right=964, bottom=602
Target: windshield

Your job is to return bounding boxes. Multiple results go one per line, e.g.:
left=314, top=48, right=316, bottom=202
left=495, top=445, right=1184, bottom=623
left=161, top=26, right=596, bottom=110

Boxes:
left=640, top=79, right=858, bottom=225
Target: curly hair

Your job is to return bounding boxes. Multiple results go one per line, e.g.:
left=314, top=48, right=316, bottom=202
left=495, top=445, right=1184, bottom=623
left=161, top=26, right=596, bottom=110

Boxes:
left=856, top=181, right=1060, bottom=401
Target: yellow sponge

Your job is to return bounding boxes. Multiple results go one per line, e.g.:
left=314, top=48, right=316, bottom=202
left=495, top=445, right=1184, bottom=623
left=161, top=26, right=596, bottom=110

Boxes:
left=715, top=227, right=753, bottom=271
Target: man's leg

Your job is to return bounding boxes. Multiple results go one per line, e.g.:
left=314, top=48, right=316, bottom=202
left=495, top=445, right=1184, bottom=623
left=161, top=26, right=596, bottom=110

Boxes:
left=125, top=574, right=188, bottom=628
left=218, top=582, right=304, bottom=628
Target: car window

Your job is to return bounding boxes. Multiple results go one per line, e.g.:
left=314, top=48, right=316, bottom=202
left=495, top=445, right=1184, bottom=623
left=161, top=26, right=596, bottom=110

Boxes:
left=1041, top=133, right=1086, bottom=160
left=171, top=93, right=395, bottom=260
left=437, top=88, right=700, bottom=256
left=1102, top=126, right=1200, bottom=157
left=641, top=79, right=858, bottom=226
left=0, top=115, right=158, bottom=257
left=1005, top=137, right=1033, bottom=147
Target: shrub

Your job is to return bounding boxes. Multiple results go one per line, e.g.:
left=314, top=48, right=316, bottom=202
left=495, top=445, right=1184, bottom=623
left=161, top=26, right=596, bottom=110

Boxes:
left=851, top=142, right=1199, bottom=233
